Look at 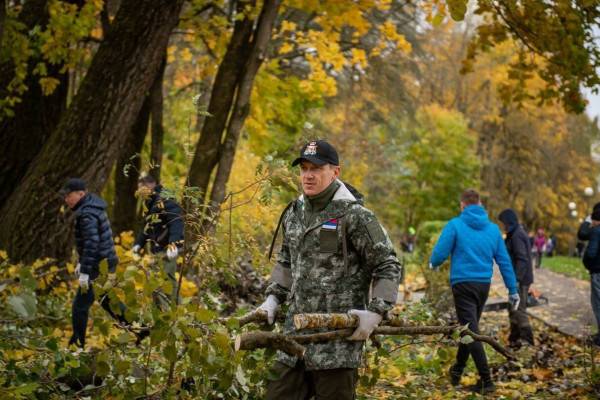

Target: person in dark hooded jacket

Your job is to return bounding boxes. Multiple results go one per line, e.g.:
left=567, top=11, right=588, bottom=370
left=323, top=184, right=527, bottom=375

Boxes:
left=132, top=174, right=184, bottom=301
left=582, top=209, right=600, bottom=346
left=498, top=209, right=534, bottom=347
left=61, top=178, right=130, bottom=348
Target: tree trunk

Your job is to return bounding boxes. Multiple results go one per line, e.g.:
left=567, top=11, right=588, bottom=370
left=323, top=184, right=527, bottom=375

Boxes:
left=112, top=96, right=151, bottom=234
left=149, top=56, right=166, bottom=182
left=0, top=0, right=185, bottom=263
left=0, top=0, right=6, bottom=46
left=0, top=0, right=73, bottom=210
left=186, top=1, right=255, bottom=199
left=201, top=0, right=281, bottom=235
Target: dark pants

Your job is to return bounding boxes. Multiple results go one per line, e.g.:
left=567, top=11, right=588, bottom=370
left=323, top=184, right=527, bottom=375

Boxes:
left=70, top=286, right=128, bottom=347
left=451, top=282, right=491, bottom=381
left=266, top=361, right=358, bottom=400
left=592, top=273, right=600, bottom=334
left=508, top=283, right=534, bottom=344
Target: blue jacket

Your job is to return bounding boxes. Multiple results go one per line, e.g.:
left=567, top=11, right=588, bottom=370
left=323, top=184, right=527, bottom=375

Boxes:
left=430, top=205, right=518, bottom=294
left=74, top=193, right=118, bottom=276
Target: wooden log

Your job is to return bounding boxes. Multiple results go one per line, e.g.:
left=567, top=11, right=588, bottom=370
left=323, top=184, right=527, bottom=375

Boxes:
left=293, top=313, right=409, bottom=330
left=235, top=325, right=516, bottom=361
left=293, top=313, right=359, bottom=330
left=233, top=309, right=285, bottom=327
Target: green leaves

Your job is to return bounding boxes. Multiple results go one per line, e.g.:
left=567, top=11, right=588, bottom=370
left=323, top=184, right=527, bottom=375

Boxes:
left=446, top=0, right=468, bottom=21
left=8, top=292, right=37, bottom=319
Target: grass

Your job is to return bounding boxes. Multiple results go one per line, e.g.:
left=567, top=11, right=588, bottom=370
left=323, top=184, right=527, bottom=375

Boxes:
left=541, top=255, right=590, bottom=281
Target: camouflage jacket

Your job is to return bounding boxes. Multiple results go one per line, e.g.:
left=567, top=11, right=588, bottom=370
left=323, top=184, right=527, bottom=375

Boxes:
left=265, top=180, right=403, bottom=370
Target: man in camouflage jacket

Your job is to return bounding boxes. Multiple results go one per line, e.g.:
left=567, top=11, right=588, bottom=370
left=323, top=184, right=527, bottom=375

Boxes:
left=258, top=140, right=403, bottom=399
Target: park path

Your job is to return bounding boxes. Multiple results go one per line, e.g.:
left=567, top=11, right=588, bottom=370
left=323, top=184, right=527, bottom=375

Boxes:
left=490, top=265, right=596, bottom=340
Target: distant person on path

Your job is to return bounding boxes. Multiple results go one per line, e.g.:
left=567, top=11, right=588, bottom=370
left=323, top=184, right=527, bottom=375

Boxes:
left=132, top=174, right=184, bottom=302
left=61, top=178, right=129, bottom=348
left=429, top=189, right=519, bottom=394
left=498, top=209, right=535, bottom=347
left=533, top=228, right=546, bottom=269
left=581, top=208, right=600, bottom=347
left=545, top=235, right=556, bottom=257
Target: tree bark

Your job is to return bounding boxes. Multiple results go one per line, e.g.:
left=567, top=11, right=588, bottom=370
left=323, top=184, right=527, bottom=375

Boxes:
left=201, top=0, right=281, bottom=235
left=186, top=1, right=255, bottom=200
left=149, top=56, right=166, bottom=182
left=0, top=0, right=185, bottom=262
left=0, top=0, right=73, bottom=210
left=0, top=0, right=6, bottom=46
left=112, top=96, right=151, bottom=234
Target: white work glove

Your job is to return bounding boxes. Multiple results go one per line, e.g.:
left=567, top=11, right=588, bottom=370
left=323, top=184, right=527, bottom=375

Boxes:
left=166, top=243, right=179, bottom=260
left=74, top=263, right=81, bottom=277
left=586, top=215, right=592, bottom=223
left=348, top=309, right=383, bottom=341
left=509, top=293, right=520, bottom=311
left=79, top=273, right=90, bottom=291
left=257, top=295, right=279, bottom=324
left=132, top=244, right=141, bottom=253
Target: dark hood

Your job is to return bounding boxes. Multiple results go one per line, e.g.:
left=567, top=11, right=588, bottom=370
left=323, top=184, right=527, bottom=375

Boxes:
left=74, top=193, right=107, bottom=214
left=460, top=204, right=490, bottom=230
left=498, top=208, right=519, bottom=234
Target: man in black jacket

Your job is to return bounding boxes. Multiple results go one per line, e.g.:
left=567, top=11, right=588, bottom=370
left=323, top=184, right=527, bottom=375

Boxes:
left=133, top=174, right=184, bottom=301
left=582, top=209, right=600, bottom=347
left=578, top=202, right=600, bottom=243
left=498, top=209, right=534, bottom=347
left=62, top=178, right=129, bottom=348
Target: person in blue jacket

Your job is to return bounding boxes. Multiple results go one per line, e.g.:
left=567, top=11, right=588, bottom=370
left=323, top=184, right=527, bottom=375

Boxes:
left=429, top=189, right=519, bottom=394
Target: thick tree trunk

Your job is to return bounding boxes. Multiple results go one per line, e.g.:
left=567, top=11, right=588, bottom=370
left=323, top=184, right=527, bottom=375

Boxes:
left=201, top=0, right=281, bottom=235
left=0, top=0, right=185, bottom=262
left=112, top=97, right=151, bottom=234
left=0, top=0, right=6, bottom=46
left=186, top=2, right=255, bottom=199
left=0, top=0, right=72, bottom=210
left=149, top=56, right=166, bottom=181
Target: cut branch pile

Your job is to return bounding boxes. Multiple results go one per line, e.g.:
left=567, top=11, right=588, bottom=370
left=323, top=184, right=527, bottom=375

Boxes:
left=234, top=312, right=516, bottom=361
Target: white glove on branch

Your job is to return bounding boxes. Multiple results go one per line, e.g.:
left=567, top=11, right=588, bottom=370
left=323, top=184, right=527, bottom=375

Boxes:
left=166, top=244, right=179, bottom=260
left=348, top=309, right=382, bottom=341
left=79, top=273, right=90, bottom=291
left=257, top=295, right=279, bottom=324
left=509, top=293, right=521, bottom=311
left=74, top=263, right=81, bottom=277
left=132, top=244, right=141, bottom=254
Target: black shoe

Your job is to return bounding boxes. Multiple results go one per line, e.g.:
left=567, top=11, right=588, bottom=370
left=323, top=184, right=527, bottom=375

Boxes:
left=449, top=365, right=462, bottom=386
left=468, top=379, right=496, bottom=394
left=592, top=335, right=600, bottom=347
left=68, top=334, right=84, bottom=348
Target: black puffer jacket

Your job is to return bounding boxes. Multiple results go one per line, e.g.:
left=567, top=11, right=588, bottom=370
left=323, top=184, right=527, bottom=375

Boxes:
left=134, top=186, right=184, bottom=254
left=74, top=193, right=118, bottom=276
left=498, top=209, right=533, bottom=286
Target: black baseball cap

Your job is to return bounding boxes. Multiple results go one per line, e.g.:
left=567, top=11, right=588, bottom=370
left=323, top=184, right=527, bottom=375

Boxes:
left=291, top=140, right=339, bottom=167
left=60, top=178, right=86, bottom=195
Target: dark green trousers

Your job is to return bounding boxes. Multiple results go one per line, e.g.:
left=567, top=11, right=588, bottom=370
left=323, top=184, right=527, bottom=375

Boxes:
left=266, top=361, right=358, bottom=400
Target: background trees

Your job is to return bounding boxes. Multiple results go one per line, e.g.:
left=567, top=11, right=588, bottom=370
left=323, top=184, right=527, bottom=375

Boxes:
left=0, top=0, right=598, bottom=260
